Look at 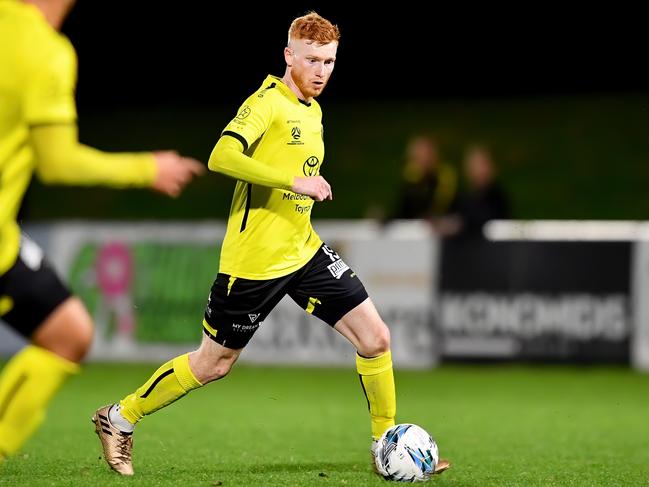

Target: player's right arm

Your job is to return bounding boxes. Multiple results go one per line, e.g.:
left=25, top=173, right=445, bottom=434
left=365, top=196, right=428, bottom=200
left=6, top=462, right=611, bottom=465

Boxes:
left=31, top=125, right=204, bottom=197
left=208, top=97, right=332, bottom=201
left=26, top=36, right=204, bottom=197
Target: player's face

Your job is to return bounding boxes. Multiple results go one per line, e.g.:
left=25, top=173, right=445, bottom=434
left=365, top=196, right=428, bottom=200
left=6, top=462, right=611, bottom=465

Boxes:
left=286, top=39, right=337, bottom=99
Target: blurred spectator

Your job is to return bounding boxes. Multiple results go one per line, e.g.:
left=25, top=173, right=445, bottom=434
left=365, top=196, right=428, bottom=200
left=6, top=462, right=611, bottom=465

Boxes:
left=393, top=136, right=457, bottom=219
left=437, top=145, right=510, bottom=239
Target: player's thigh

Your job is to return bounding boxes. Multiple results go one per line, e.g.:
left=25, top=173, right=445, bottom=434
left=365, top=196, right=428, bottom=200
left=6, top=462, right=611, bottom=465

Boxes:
left=32, top=297, right=94, bottom=362
left=0, top=238, right=91, bottom=362
left=202, top=272, right=293, bottom=350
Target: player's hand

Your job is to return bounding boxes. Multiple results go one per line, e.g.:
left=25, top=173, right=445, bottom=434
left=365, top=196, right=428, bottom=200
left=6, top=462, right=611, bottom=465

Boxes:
left=152, top=151, right=205, bottom=197
left=292, top=176, right=333, bottom=201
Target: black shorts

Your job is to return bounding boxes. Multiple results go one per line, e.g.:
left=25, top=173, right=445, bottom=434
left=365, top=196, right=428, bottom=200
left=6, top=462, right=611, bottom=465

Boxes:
left=0, top=236, right=71, bottom=338
left=203, top=243, right=369, bottom=349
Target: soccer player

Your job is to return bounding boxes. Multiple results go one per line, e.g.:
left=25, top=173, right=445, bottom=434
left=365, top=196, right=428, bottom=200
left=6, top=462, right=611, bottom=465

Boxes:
left=93, top=11, right=450, bottom=477
left=0, top=0, right=204, bottom=463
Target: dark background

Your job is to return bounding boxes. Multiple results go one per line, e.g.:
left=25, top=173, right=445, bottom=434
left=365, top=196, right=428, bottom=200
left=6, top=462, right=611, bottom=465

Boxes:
left=22, top=2, right=649, bottom=221
left=62, top=3, right=648, bottom=109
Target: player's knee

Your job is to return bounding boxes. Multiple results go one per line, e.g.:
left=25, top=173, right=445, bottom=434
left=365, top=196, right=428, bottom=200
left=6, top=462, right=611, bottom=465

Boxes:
left=197, top=353, right=238, bottom=383
left=359, top=323, right=391, bottom=357
left=213, top=361, right=233, bottom=379
left=203, top=356, right=236, bottom=382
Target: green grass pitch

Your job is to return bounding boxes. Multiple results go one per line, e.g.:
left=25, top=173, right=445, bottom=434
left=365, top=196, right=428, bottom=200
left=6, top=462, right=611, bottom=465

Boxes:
left=1, top=363, right=648, bottom=486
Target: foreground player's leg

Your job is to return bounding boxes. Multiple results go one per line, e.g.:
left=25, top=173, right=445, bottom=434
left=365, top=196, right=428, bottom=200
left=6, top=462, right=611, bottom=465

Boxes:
left=335, top=298, right=450, bottom=475
left=93, top=329, right=241, bottom=475
left=0, top=298, right=92, bottom=460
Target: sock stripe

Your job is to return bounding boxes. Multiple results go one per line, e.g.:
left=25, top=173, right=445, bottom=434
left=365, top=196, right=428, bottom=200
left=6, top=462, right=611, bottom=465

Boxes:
left=0, top=373, right=27, bottom=421
left=140, top=368, right=174, bottom=398
left=358, top=374, right=371, bottom=412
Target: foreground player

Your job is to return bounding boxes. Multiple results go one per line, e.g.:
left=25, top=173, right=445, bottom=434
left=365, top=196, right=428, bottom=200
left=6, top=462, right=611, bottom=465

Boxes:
left=0, top=0, right=204, bottom=463
left=93, top=11, right=450, bottom=476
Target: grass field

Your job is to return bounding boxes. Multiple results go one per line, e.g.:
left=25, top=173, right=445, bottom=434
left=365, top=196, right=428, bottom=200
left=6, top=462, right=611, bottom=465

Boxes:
left=1, top=363, right=648, bottom=486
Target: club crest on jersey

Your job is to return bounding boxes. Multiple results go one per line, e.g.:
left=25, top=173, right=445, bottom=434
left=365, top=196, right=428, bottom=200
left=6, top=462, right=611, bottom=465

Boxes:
left=303, top=156, right=320, bottom=176
left=235, top=105, right=251, bottom=120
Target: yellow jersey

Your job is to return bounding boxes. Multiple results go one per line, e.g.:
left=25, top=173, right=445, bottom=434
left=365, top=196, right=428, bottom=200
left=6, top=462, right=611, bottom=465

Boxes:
left=217, top=75, right=325, bottom=279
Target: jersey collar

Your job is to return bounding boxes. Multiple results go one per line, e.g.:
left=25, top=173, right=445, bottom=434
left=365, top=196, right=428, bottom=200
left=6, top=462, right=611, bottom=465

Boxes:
left=265, top=75, right=312, bottom=107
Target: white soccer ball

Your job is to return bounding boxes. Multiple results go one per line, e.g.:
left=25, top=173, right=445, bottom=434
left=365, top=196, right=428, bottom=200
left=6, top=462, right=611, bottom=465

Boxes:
left=374, top=423, right=439, bottom=482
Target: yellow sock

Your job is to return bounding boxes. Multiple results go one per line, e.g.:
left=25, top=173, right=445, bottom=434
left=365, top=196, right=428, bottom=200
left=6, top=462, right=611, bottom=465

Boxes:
left=356, top=350, right=396, bottom=440
left=120, top=353, right=202, bottom=425
left=0, top=346, right=79, bottom=456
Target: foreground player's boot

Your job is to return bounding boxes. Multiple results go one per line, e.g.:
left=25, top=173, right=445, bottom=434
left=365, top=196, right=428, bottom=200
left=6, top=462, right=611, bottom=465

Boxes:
left=92, top=405, right=134, bottom=476
left=370, top=440, right=451, bottom=476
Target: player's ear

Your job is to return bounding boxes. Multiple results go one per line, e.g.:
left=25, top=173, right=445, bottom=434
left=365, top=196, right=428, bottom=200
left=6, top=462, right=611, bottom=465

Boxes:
left=284, top=46, right=294, bottom=67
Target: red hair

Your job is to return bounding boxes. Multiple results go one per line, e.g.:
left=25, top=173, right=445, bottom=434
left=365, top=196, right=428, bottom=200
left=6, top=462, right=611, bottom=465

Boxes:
left=288, top=12, right=340, bottom=44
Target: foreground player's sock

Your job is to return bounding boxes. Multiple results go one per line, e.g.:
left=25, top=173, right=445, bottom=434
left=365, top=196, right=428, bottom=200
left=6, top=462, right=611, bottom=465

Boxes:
left=356, top=350, right=396, bottom=440
left=119, top=353, right=202, bottom=425
left=0, top=346, right=79, bottom=456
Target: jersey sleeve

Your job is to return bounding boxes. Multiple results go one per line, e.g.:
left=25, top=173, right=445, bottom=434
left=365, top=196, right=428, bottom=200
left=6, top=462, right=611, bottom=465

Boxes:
left=208, top=135, right=293, bottom=190
left=220, top=93, right=273, bottom=151
left=32, top=124, right=157, bottom=187
left=23, top=36, right=77, bottom=125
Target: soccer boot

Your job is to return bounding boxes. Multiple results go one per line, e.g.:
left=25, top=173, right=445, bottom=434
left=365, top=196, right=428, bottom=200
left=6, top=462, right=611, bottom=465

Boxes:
left=92, top=405, right=134, bottom=476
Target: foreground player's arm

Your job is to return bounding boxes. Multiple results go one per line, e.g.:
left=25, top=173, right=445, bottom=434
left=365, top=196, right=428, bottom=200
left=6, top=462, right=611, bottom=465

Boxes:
left=32, top=124, right=155, bottom=187
left=31, top=124, right=205, bottom=197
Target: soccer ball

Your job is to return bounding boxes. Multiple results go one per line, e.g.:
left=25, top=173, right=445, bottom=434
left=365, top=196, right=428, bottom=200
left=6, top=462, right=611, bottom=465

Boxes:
left=374, top=423, right=439, bottom=482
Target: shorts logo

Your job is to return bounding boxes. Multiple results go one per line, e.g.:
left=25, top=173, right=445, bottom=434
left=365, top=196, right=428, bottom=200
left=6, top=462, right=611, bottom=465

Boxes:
left=248, top=313, right=260, bottom=323
left=232, top=322, right=260, bottom=332
left=327, top=259, right=350, bottom=280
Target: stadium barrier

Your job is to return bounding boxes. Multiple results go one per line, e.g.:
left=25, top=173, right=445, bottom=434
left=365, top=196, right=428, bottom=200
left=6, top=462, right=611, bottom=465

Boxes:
left=2, top=220, right=648, bottom=370
left=0, top=221, right=438, bottom=369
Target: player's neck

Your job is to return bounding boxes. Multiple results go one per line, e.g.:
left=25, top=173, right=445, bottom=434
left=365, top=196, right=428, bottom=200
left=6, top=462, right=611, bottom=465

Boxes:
left=24, top=0, right=69, bottom=30
left=282, top=70, right=312, bottom=104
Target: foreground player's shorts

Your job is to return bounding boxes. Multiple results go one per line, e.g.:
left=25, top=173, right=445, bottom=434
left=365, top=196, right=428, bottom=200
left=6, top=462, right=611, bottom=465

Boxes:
left=203, top=243, right=369, bottom=349
left=0, top=235, right=71, bottom=337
